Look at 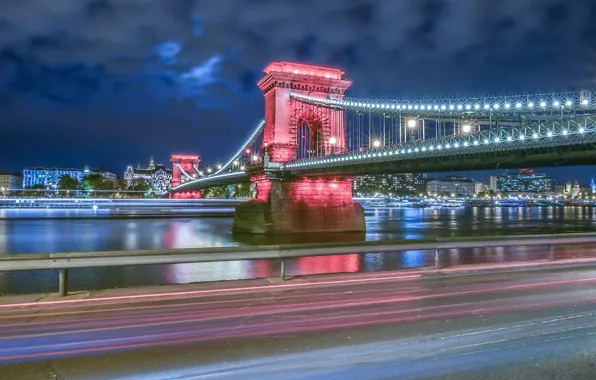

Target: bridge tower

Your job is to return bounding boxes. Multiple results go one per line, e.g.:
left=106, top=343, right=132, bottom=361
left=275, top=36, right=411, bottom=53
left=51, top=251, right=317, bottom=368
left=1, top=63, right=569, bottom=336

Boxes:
left=170, top=154, right=202, bottom=199
left=233, top=62, right=365, bottom=234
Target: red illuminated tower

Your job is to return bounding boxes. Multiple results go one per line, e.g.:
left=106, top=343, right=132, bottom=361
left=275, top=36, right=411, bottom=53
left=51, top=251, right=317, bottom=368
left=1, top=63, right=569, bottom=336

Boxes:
left=233, top=62, right=365, bottom=234
left=170, top=154, right=201, bottom=199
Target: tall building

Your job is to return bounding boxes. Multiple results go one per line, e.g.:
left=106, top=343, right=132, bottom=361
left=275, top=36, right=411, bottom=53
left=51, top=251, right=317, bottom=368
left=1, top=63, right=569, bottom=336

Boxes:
left=0, top=173, right=22, bottom=192
left=489, top=176, right=498, bottom=193
left=124, top=157, right=172, bottom=196
left=426, top=176, right=475, bottom=196
left=22, top=168, right=116, bottom=189
left=495, top=169, right=553, bottom=193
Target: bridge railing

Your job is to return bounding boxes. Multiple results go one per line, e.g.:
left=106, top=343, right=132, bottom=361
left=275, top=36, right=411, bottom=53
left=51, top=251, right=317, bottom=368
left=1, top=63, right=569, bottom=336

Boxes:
left=284, top=115, right=596, bottom=169
left=2, top=232, right=596, bottom=297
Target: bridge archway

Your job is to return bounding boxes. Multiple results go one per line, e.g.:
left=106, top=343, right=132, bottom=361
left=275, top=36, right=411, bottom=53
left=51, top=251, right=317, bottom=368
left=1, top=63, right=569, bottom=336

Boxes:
left=294, top=108, right=330, bottom=159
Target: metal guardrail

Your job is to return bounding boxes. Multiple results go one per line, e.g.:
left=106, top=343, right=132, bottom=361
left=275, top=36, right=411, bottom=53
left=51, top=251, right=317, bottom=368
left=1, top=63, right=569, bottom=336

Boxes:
left=2, top=232, right=596, bottom=297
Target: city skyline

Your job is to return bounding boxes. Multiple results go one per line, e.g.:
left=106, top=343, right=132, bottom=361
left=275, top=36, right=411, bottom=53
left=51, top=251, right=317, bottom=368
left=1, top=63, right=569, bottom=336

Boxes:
left=1, top=1, right=596, bottom=178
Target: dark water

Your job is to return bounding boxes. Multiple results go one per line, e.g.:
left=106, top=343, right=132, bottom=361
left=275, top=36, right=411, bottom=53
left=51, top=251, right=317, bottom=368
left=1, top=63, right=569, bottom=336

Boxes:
left=1, top=206, right=596, bottom=294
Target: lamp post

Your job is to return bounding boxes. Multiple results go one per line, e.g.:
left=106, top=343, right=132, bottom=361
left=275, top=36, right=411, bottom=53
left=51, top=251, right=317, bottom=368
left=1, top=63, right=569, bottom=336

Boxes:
left=329, top=136, right=337, bottom=154
left=461, top=123, right=472, bottom=134
left=407, top=118, right=417, bottom=141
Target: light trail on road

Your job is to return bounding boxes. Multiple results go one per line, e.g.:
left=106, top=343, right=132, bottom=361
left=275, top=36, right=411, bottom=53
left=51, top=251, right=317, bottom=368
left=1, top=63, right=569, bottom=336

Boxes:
left=2, top=265, right=596, bottom=378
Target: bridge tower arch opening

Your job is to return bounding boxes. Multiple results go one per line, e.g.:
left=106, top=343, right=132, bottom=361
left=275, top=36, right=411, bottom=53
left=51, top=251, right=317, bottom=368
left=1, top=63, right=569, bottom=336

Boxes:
left=295, top=110, right=330, bottom=159
left=233, top=62, right=365, bottom=235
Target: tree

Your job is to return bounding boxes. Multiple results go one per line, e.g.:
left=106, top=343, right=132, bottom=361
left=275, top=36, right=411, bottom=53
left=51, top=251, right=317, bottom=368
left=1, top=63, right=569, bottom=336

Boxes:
left=81, top=174, right=104, bottom=191
left=57, top=174, right=79, bottom=191
left=203, top=186, right=227, bottom=198
left=24, top=184, right=47, bottom=197
left=234, top=184, right=252, bottom=198
left=126, top=178, right=152, bottom=198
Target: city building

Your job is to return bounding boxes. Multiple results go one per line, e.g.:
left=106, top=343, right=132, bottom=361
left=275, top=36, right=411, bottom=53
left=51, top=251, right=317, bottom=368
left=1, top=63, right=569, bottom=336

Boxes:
left=0, top=173, right=22, bottom=193
left=426, top=176, right=475, bottom=196
left=124, top=157, right=172, bottom=196
left=495, top=169, right=553, bottom=193
left=22, top=168, right=116, bottom=189
left=353, top=173, right=426, bottom=196
left=474, top=181, right=490, bottom=194
left=489, top=176, right=498, bottom=193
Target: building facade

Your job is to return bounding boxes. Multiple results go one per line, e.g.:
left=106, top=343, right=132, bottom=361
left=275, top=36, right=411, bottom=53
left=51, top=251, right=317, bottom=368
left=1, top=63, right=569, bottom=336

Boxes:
left=496, top=169, right=553, bottom=193
left=124, top=157, right=172, bottom=196
left=22, top=168, right=116, bottom=189
left=474, top=181, right=490, bottom=194
left=0, top=173, right=22, bottom=192
left=353, top=173, right=426, bottom=196
left=426, top=176, right=475, bottom=196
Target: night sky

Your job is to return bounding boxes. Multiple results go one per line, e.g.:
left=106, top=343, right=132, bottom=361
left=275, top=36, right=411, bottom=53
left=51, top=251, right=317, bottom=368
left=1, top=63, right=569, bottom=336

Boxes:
left=1, top=0, right=595, bottom=182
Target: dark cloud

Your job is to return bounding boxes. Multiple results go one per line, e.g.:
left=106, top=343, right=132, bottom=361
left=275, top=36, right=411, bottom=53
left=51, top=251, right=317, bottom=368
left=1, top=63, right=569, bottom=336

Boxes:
left=0, top=0, right=595, bottom=180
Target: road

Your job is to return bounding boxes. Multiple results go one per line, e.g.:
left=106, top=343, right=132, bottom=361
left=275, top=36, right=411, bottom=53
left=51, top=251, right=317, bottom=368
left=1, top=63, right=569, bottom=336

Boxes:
left=2, top=264, right=596, bottom=379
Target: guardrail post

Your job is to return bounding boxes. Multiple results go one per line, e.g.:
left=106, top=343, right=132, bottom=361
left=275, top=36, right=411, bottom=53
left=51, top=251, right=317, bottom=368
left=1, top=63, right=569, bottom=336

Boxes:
left=58, top=269, right=69, bottom=297
left=549, top=245, right=555, bottom=261
left=280, top=258, right=286, bottom=281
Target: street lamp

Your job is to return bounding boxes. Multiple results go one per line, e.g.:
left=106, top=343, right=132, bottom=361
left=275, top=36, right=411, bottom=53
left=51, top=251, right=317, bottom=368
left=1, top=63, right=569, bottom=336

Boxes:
left=462, top=123, right=472, bottom=133
left=217, top=164, right=222, bottom=170
left=373, top=140, right=381, bottom=148
left=407, top=119, right=417, bottom=128
left=252, top=155, right=259, bottom=161
left=207, top=168, right=212, bottom=173
left=240, top=166, right=245, bottom=170
left=329, top=136, right=337, bottom=154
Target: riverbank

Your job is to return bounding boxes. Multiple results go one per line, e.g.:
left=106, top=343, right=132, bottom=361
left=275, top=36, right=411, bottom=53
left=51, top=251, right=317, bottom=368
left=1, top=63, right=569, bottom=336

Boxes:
left=0, top=210, right=235, bottom=220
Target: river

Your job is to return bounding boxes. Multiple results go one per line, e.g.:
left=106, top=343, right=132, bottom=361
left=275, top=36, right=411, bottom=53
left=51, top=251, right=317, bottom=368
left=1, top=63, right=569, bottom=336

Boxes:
left=1, top=206, right=595, bottom=294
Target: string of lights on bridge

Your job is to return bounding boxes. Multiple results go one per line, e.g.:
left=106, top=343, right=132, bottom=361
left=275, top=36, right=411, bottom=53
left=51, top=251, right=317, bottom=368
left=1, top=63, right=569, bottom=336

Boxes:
left=289, top=91, right=594, bottom=114
left=284, top=122, right=593, bottom=169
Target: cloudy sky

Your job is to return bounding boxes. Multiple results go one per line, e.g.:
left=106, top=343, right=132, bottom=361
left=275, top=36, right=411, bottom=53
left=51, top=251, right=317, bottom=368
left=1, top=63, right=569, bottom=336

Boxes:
left=0, top=0, right=595, bottom=181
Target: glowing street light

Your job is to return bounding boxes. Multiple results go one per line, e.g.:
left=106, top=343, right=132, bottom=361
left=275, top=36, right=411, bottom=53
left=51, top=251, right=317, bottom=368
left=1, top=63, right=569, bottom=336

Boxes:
left=217, top=164, right=222, bottom=169
left=252, top=155, right=259, bottom=161
left=233, top=160, right=239, bottom=166
left=240, top=166, right=245, bottom=170
left=329, top=136, right=337, bottom=154
left=207, top=168, right=212, bottom=173
left=373, top=140, right=381, bottom=148
left=245, top=148, right=251, bottom=154
left=407, top=119, right=417, bottom=128
left=461, top=124, right=472, bottom=133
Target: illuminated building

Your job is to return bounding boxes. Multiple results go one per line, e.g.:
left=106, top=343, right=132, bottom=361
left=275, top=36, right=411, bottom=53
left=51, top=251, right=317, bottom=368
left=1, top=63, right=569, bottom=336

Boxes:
left=496, top=169, right=553, bottom=193
left=474, top=181, right=490, bottom=194
left=426, top=176, right=475, bottom=196
left=353, top=173, right=426, bottom=195
left=124, top=157, right=172, bottom=196
left=0, top=173, right=22, bottom=192
left=22, top=168, right=116, bottom=189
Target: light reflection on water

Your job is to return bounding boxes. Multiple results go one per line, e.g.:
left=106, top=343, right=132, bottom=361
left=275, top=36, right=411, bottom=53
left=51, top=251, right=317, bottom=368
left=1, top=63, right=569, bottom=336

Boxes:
left=1, top=206, right=596, bottom=294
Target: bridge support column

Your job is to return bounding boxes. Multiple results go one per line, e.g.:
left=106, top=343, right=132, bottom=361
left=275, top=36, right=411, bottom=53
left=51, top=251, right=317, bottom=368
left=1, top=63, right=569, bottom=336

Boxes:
left=233, top=176, right=365, bottom=234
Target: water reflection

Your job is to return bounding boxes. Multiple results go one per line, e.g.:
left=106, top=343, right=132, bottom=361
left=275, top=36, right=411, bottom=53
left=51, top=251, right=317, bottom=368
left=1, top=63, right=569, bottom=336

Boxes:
left=1, top=206, right=596, bottom=294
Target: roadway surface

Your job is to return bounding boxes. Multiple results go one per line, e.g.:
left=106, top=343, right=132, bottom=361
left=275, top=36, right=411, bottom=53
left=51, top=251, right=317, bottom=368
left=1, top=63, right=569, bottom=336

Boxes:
left=2, top=263, right=596, bottom=379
